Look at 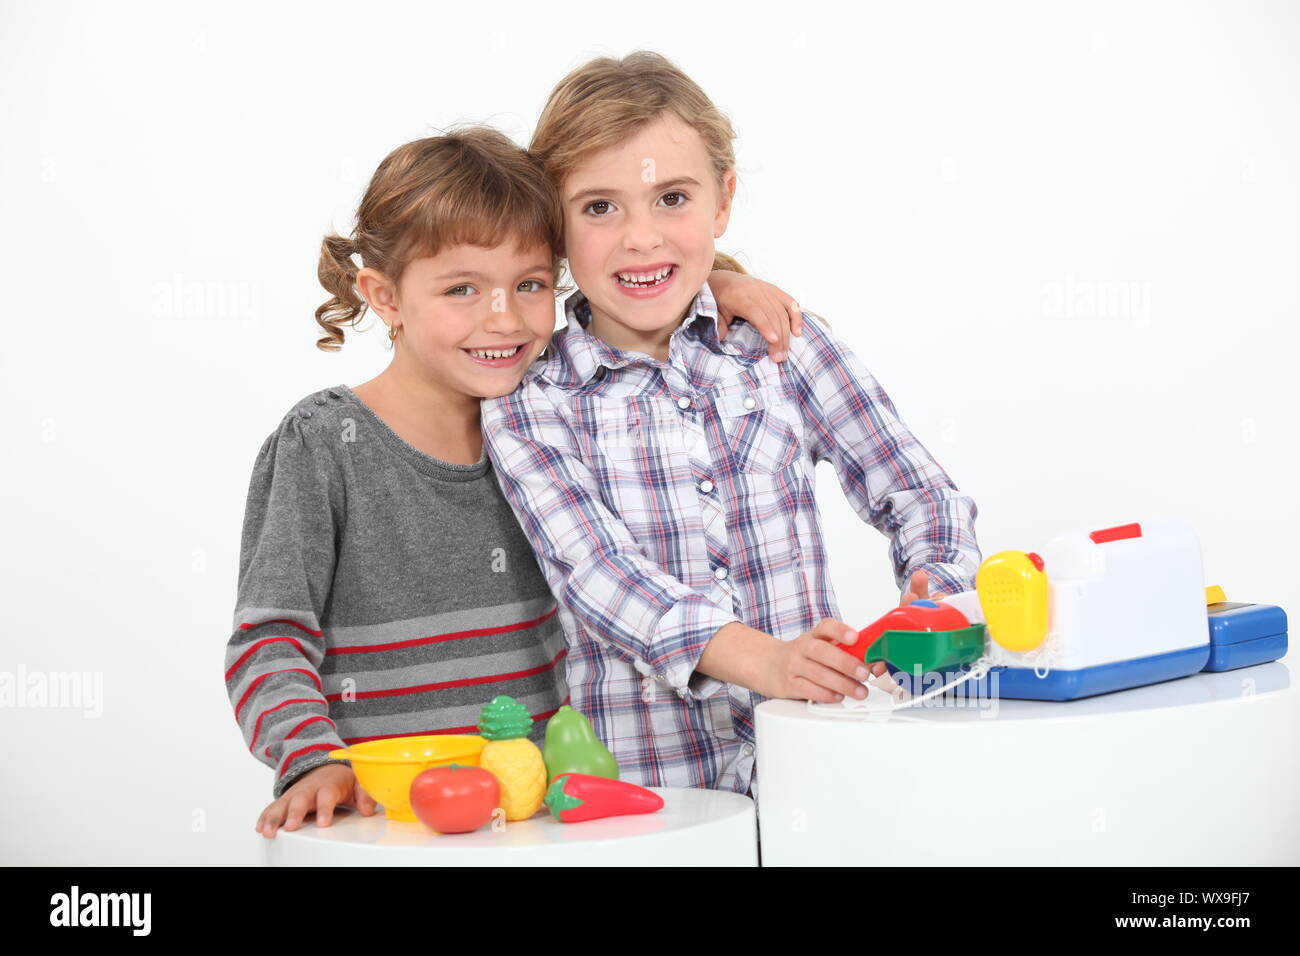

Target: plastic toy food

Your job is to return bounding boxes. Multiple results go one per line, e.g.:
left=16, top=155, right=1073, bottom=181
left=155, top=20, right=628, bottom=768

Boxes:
left=476, top=696, right=547, bottom=821
left=544, top=773, right=665, bottom=823
left=409, top=763, right=500, bottom=833
left=543, top=705, right=619, bottom=782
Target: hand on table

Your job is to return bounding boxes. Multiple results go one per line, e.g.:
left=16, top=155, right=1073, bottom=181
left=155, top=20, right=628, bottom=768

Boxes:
left=255, top=763, right=377, bottom=839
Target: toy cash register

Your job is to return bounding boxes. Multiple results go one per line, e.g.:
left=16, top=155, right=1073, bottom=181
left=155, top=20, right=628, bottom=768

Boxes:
left=844, top=519, right=1288, bottom=702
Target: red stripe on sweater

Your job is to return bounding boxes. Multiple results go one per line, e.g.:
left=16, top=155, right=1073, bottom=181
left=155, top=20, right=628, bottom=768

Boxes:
left=326, top=605, right=559, bottom=656
left=265, top=715, right=338, bottom=758
left=284, top=715, right=336, bottom=741
left=235, top=668, right=322, bottom=719
left=277, top=743, right=342, bottom=779
left=225, top=636, right=308, bottom=683
left=249, top=698, right=333, bottom=751
left=323, top=647, right=566, bottom=703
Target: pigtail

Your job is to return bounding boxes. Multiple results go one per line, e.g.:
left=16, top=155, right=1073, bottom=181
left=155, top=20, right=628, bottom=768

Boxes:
left=315, top=234, right=366, bottom=352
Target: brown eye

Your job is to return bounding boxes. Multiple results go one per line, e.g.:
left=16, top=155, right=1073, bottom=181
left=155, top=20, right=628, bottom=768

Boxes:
left=660, top=191, right=687, bottom=207
left=585, top=199, right=612, bottom=216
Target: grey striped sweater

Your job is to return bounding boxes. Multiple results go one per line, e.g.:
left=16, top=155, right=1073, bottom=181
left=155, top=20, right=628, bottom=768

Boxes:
left=225, top=385, right=568, bottom=798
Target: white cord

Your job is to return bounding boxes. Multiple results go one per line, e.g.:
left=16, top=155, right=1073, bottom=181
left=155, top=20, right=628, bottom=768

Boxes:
left=805, top=656, right=996, bottom=719
left=1028, top=630, right=1062, bottom=678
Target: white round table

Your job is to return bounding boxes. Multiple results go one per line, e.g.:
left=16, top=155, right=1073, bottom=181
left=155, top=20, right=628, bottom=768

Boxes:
left=755, top=662, right=1298, bottom=865
left=266, top=787, right=757, bottom=866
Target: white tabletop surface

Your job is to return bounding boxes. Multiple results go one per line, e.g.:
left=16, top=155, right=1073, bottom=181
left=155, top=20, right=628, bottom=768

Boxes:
left=266, top=785, right=758, bottom=866
left=755, top=662, right=1298, bottom=865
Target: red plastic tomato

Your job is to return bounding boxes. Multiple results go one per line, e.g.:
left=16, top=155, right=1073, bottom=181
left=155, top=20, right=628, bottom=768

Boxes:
left=409, top=764, right=500, bottom=833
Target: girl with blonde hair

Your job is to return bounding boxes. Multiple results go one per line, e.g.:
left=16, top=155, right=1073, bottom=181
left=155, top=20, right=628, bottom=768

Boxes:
left=483, top=53, right=982, bottom=796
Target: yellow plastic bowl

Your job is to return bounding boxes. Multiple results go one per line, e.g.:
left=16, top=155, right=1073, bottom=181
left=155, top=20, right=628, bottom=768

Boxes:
left=329, top=734, right=487, bottom=822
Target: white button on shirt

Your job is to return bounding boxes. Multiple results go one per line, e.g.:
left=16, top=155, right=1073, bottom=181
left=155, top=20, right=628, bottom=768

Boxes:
left=677, top=396, right=691, bottom=409
left=714, top=567, right=728, bottom=581
left=742, top=396, right=756, bottom=410
left=699, top=479, right=714, bottom=493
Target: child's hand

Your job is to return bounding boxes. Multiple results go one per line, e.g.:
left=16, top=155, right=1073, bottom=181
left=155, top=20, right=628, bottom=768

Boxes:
left=708, top=269, right=803, bottom=363
left=254, top=763, right=378, bottom=839
left=762, top=618, right=888, bottom=702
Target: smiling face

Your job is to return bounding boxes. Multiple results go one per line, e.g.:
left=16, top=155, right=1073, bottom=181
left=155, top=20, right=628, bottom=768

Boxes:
left=359, top=240, right=556, bottom=403
left=561, top=111, right=736, bottom=359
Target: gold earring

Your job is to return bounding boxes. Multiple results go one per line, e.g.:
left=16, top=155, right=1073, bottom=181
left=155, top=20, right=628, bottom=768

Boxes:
left=388, top=324, right=399, bottom=341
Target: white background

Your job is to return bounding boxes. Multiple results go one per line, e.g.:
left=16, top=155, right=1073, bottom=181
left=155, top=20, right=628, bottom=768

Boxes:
left=1, top=0, right=1296, bottom=865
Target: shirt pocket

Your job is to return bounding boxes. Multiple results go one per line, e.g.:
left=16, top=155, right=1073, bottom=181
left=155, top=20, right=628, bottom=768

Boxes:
left=590, top=396, right=686, bottom=471
left=712, top=381, right=801, bottom=476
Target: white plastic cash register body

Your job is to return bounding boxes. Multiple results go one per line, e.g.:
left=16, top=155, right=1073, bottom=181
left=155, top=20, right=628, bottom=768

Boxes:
left=945, top=519, right=1211, bottom=700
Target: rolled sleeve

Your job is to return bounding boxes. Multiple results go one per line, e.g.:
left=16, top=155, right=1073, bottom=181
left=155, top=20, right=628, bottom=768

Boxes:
left=653, top=593, right=739, bottom=699
left=911, top=562, right=976, bottom=599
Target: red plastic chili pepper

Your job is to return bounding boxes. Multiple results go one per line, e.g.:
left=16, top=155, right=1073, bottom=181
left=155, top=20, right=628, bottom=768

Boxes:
left=543, top=773, right=664, bottom=823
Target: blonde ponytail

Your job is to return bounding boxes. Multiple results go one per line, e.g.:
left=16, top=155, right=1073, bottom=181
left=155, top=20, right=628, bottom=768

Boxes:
left=711, top=251, right=747, bottom=275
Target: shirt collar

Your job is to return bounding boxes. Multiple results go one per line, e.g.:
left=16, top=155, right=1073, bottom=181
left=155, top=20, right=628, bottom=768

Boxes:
left=549, top=280, right=730, bottom=387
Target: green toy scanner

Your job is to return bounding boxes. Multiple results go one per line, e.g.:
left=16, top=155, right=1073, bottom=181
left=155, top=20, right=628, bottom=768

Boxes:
left=839, top=601, right=986, bottom=675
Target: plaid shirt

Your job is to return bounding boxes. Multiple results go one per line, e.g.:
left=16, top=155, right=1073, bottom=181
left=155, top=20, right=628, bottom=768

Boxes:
left=480, top=282, right=980, bottom=796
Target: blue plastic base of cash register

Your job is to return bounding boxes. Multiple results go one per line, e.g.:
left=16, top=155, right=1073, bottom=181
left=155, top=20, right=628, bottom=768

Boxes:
left=958, top=644, right=1211, bottom=701
left=1202, top=632, right=1287, bottom=671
